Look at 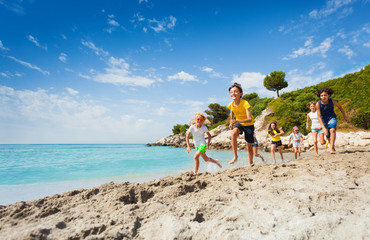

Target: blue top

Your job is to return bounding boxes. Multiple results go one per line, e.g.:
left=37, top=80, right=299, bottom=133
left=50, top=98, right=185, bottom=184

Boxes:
left=318, top=98, right=336, bottom=123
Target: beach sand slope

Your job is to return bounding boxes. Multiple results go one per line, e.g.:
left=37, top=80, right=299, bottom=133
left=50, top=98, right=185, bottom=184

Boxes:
left=0, top=147, right=369, bottom=239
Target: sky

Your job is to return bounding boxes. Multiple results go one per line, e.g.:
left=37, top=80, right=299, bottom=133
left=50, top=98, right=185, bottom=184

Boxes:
left=0, top=0, right=369, bottom=144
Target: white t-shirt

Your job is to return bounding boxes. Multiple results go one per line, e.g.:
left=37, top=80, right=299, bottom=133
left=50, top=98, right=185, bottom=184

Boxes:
left=290, top=132, right=303, bottom=142
left=187, top=125, right=208, bottom=147
left=308, top=111, right=321, bottom=129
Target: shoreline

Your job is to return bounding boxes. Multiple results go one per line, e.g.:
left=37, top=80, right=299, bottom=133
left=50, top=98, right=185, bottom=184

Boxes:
left=0, top=146, right=369, bottom=239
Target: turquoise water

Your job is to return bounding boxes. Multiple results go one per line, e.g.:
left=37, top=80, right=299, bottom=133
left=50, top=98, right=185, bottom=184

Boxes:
left=0, top=144, right=309, bottom=205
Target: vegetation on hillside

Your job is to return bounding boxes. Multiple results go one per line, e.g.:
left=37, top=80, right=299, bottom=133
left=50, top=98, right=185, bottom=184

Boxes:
left=171, top=64, right=369, bottom=136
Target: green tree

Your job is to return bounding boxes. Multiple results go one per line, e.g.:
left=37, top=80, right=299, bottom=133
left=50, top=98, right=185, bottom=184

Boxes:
left=264, top=71, right=288, bottom=97
left=242, top=92, right=258, bottom=101
left=204, top=103, right=229, bottom=124
left=172, top=124, right=189, bottom=135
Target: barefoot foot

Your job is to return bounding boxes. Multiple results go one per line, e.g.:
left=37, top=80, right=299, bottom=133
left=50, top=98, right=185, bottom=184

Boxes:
left=229, top=157, right=238, bottom=164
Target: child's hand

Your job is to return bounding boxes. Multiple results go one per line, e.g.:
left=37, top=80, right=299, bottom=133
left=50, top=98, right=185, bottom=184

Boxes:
left=186, top=147, right=191, bottom=154
left=323, top=128, right=328, bottom=136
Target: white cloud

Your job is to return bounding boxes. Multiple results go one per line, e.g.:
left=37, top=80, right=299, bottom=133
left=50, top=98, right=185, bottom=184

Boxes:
left=66, top=88, right=79, bottom=95
left=202, top=67, right=213, bottom=72
left=148, top=16, right=176, bottom=32
left=0, top=85, right=164, bottom=143
left=8, top=56, right=50, bottom=75
left=285, top=69, right=334, bottom=93
left=0, top=40, right=10, bottom=51
left=201, top=66, right=224, bottom=78
left=81, top=40, right=109, bottom=56
left=93, top=57, right=155, bottom=87
left=232, top=72, right=270, bottom=97
left=309, top=0, right=355, bottom=19
left=157, top=106, right=166, bottom=116
left=1, top=72, right=9, bottom=78
left=108, top=19, right=119, bottom=27
left=0, top=0, right=24, bottom=14
left=59, top=53, right=67, bottom=63
left=168, top=71, right=198, bottom=83
left=283, top=37, right=334, bottom=60
left=27, top=35, right=47, bottom=51
left=78, top=73, right=91, bottom=80
left=364, top=42, right=370, bottom=47
left=338, top=45, right=355, bottom=59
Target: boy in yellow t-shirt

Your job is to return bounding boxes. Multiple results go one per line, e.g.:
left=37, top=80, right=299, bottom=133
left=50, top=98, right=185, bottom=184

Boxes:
left=228, top=82, right=254, bottom=166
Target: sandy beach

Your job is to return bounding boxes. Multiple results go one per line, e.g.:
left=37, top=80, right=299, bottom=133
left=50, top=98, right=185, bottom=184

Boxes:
left=0, top=147, right=369, bottom=239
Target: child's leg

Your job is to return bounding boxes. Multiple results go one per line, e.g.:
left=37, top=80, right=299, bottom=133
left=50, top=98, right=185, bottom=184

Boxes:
left=230, top=128, right=241, bottom=164
left=271, top=144, right=277, bottom=164
left=253, top=146, right=258, bottom=157
left=247, top=142, right=253, bottom=166
left=298, top=147, right=301, bottom=157
left=278, top=145, right=284, bottom=161
left=294, top=147, right=298, bottom=159
left=318, top=133, right=325, bottom=145
left=201, top=153, right=222, bottom=168
left=312, top=132, right=318, bottom=155
left=329, top=128, right=336, bottom=152
left=254, top=147, right=265, bottom=162
left=194, top=151, right=201, bottom=174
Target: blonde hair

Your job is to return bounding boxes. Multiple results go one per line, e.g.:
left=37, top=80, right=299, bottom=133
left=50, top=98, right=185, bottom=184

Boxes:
left=306, top=101, right=316, bottom=109
left=195, top=112, right=206, bottom=120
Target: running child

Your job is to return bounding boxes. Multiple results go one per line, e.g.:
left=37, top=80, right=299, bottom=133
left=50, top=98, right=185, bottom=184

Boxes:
left=186, top=112, right=222, bottom=174
left=265, top=121, right=285, bottom=164
left=288, top=126, right=304, bottom=159
left=316, top=87, right=350, bottom=154
left=252, top=133, right=264, bottom=162
left=306, top=101, right=325, bottom=155
left=228, top=82, right=255, bottom=166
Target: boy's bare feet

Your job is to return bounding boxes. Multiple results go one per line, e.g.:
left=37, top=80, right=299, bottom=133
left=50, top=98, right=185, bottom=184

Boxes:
left=229, top=157, right=238, bottom=164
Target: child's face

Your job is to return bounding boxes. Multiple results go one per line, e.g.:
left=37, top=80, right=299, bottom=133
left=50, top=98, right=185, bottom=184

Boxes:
left=293, top=129, right=298, bottom=133
left=196, top=117, right=205, bottom=125
left=229, top=87, right=242, bottom=101
left=310, top=104, right=316, bottom=112
left=320, top=92, right=329, bottom=103
left=271, top=123, right=276, bottom=129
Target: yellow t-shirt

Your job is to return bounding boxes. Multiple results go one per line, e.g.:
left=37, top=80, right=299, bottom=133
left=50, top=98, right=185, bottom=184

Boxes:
left=228, top=99, right=254, bottom=126
left=267, top=130, right=281, bottom=142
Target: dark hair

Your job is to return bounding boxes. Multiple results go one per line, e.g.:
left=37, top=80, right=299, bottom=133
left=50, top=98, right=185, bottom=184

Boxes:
left=228, top=82, right=243, bottom=96
left=316, top=87, right=334, bottom=97
left=267, top=121, right=280, bottom=135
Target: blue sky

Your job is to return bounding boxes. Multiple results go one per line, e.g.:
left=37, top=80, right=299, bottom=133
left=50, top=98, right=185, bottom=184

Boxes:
left=0, top=0, right=369, bottom=144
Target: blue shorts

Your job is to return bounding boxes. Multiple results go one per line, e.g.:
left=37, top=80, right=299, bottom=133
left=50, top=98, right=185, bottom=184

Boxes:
left=312, top=128, right=323, bottom=134
left=323, top=118, right=337, bottom=138
left=234, top=124, right=254, bottom=144
left=252, top=138, right=258, bottom=147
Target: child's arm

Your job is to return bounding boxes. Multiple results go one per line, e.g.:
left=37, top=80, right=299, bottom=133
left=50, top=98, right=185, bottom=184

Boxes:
left=288, top=136, right=291, bottom=147
left=306, top=114, right=310, bottom=130
left=333, top=100, right=350, bottom=123
left=186, top=131, right=191, bottom=153
left=300, top=134, right=304, bottom=144
left=229, top=111, right=235, bottom=130
left=316, top=102, right=328, bottom=136
left=278, top=128, right=284, bottom=136
left=206, top=132, right=212, bottom=149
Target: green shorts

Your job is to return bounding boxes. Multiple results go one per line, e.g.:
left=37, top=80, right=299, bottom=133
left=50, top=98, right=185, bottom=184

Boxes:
left=196, top=144, right=207, bottom=153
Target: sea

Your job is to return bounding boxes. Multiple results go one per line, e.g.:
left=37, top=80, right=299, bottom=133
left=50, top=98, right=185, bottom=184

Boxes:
left=0, top=144, right=312, bottom=205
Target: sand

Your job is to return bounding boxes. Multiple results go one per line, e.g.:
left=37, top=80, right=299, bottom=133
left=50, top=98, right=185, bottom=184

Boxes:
left=0, top=147, right=369, bottom=240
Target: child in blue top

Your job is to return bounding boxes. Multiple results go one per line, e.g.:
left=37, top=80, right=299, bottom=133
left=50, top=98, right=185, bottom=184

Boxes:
left=316, top=87, right=350, bottom=154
